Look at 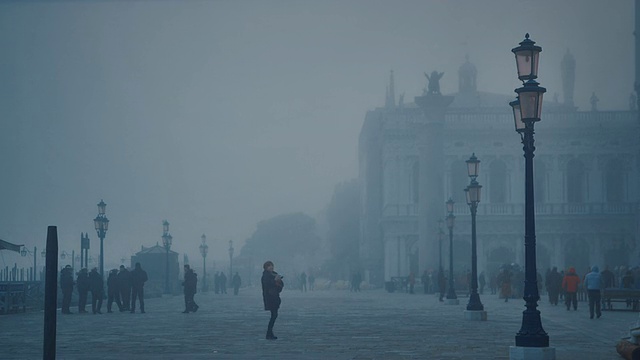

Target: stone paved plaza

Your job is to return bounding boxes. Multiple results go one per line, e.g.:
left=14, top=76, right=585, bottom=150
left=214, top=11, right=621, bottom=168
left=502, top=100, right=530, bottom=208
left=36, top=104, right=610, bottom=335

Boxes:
left=0, top=287, right=636, bottom=359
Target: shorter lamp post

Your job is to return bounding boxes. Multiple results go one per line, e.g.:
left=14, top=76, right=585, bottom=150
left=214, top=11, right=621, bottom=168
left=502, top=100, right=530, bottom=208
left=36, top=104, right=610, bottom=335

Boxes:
left=463, top=153, right=486, bottom=321
left=199, top=234, right=209, bottom=292
left=445, top=198, right=459, bottom=305
left=162, top=220, right=173, bottom=294
left=93, top=199, right=109, bottom=280
left=228, top=240, right=234, bottom=277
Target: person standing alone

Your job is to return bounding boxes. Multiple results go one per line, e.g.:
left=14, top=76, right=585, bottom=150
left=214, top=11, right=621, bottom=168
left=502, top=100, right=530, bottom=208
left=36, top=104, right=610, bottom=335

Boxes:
left=130, top=262, right=148, bottom=313
left=584, top=265, right=603, bottom=319
left=182, top=264, right=198, bottom=313
left=262, top=260, right=284, bottom=340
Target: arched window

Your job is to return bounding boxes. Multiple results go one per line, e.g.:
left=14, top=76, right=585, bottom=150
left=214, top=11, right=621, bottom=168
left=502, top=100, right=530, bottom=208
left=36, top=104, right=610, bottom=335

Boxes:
left=450, top=161, right=468, bottom=203
left=567, top=159, right=585, bottom=203
left=489, top=160, right=507, bottom=203
left=605, top=159, right=624, bottom=202
left=535, top=161, right=547, bottom=203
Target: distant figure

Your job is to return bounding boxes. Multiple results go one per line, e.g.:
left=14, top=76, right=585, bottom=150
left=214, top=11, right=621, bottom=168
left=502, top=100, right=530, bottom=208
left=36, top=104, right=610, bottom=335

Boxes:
left=408, top=272, right=415, bottom=294
left=351, top=272, right=362, bottom=292
left=214, top=272, right=220, bottom=294
left=130, top=262, right=148, bottom=313
left=117, top=265, right=132, bottom=311
left=308, top=274, right=315, bottom=291
left=232, top=272, right=242, bottom=295
left=88, top=268, right=104, bottom=314
left=107, top=269, right=122, bottom=313
left=220, top=272, right=227, bottom=294
left=438, top=269, right=446, bottom=302
left=478, top=271, right=486, bottom=295
left=497, top=267, right=512, bottom=302
left=425, top=71, right=444, bottom=95
left=601, top=265, right=616, bottom=288
left=262, top=261, right=284, bottom=340
left=300, top=272, right=307, bottom=292
left=182, top=264, right=198, bottom=313
left=562, top=267, right=580, bottom=311
left=584, top=265, right=603, bottom=319
left=60, top=265, right=75, bottom=314
left=421, top=270, right=429, bottom=294
left=546, top=267, right=562, bottom=306
left=76, top=268, right=90, bottom=313
left=590, top=92, right=599, bottom=111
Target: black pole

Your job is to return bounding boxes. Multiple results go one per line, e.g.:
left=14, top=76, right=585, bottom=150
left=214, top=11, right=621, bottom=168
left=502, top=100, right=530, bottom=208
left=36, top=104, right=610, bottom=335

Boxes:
left=43, top=226, right=58, bottom=360
left=202, top=255, right=207, bottom=292
left=466, top=201, right=483, bottom=310
left=515, top=121, right=548, bottom=347
left=446, top=225, right=457, bottom=299
left=99, top=235, right=104, bottom=281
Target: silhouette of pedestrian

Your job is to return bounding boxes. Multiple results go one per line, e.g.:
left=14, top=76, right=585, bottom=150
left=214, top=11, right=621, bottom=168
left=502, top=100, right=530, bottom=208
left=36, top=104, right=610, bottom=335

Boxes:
left=107, top=269, right=122, bottom=313
left=76, top=268, right=89, bottom=313
left=182, top=264, right=199, bottom=313
left=130, top=262, right=148, bottom=313
left=117, top=265, right=132, bottom=311
left=60, top=265, right=74, bottom=314
left=262, top=261, right=283, bottom=340
left=232, top=272, right=241, bottom=295
left=300, top=272, right=307, bottom=292
left=88, top=268, right=104, bottom=314
left=220, top=272, right=227, bottom=294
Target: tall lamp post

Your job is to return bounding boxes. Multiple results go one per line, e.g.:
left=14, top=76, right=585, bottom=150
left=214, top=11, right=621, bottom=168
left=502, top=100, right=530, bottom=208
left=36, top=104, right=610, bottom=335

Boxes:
left=445, top=198, right=458, bottom=305
left=228, top=240, right=234, bottom=277
left=199, top=234, right=209, bottom=292
left=509, top=34, right=552, bottom=354
left=162, top=220, right=173, bottom=294
left=464, top=154, right=486, bottom=320
left=438, top=219, right=444, bottom=276
left=93, top=199, right=109, bottom=279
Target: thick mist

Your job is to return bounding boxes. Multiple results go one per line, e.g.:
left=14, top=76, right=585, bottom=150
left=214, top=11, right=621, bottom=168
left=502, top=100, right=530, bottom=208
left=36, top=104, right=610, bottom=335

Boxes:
left=0, top=0, right=633, bottom=269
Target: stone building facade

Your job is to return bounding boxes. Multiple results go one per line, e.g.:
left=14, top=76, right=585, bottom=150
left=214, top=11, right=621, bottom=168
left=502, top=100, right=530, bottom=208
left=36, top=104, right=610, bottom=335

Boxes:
left=359, top=54, right=640, bottom=286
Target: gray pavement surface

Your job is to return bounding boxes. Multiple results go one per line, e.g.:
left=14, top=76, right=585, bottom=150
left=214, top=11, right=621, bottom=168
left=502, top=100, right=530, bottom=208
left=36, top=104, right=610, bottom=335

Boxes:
left=0, top=288, right=636, bottom=360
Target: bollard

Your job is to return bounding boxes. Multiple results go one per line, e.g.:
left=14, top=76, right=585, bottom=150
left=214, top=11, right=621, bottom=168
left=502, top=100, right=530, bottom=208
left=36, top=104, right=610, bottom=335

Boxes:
left=43, top=226, right=58, bottom=360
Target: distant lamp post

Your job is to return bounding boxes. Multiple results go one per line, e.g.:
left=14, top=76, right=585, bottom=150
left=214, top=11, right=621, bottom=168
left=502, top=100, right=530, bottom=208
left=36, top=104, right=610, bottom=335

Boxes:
left=199, top=234, right=209, bottom=292
left=464, top=153, right=486, bottom=321
left=228, top=240, right=234, bottom=277
left=509, top=33, right=552, bottom=355
left=162, top=220, right=173, bottom=294
left=93, top=199, right=109, bottom=279
left=438, top=219, right=444, bottom=275
left=445, top=198, right=458, bottom=305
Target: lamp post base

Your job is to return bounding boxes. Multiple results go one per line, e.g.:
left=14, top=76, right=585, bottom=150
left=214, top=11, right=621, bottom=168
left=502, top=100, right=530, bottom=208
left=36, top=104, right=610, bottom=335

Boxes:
left=509, top=346, right=555, bottom=360
left=464, top=310, right=487, bottom=321
left=445, top=298, right=459, bottom=305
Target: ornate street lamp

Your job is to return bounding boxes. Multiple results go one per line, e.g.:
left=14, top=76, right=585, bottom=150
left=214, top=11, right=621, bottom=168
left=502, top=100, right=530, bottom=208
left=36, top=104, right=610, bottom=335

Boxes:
left=464, top=154, right=485, bottom=319
left=199, top=234, right=209, bottom=292
left=162, top=220, right=173, bottom=294
left=438, top=219, right=445, bottom=300
left=228, top=240, right=234, bottom=278
left=509, top=33, right=550, bottom=351
left=445, top=198, right=458, bottom=304
left=93, top=199, right=109, bottom=279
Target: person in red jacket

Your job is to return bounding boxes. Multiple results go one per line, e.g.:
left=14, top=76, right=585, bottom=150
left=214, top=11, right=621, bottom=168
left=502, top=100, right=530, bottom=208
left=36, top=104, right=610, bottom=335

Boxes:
left=562, top=267, right=581, bottom=311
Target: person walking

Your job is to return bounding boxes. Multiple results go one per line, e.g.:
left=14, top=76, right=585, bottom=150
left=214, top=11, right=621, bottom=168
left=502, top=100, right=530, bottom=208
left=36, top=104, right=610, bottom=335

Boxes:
left=60, top=265, right=75, bottom=314
left=117, top=265, right=132, bottom=311
left=308, top=273, right=315, bottom=291
left=220, top=272, right=227, bottom=294
left=182, top=264, right=199, bottom=313
left=498, top=267, right=512, bottom=302
left=232, top=272, right=242, bottom=295
left=584, top=265, right=603, bottom=319
left=262, top=260, right=284, bottom=340
left=107, top=269, right=122, bottom=313
left=421, top=270, right=430, bottom=294
left=88, top=268, right=104, bottom=314
left=300, top=272, right=307, bottom=292
left=546, top=267, right=562, bottom=306
left=130, top=262, right=148, bottom=313
left=76, top=268, right=90, bottom=313
left=562, top=267, right=581, bottom=311
left=478, top=271, right=486, bottom=295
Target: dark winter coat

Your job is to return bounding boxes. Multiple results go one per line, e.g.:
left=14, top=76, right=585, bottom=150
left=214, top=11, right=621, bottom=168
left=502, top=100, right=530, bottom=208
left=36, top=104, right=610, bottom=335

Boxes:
left=262, top=270, right=283, bottom=311
left=131, top=266, right=148, bottom=288
left=60, top=268, right=74, bottom=291
left=88, top=270, right=104, bottom=294
left=107, top=271, right=119, bottom=294
left=117, top=269, right=132, bottom=291
left=183, top=269, right=197, bottom=295
left=77, top=271, right=90, bottom=292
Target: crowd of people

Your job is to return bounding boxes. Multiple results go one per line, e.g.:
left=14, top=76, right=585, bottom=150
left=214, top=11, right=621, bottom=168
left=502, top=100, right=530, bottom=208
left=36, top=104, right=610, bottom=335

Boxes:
left=60, top=262, right=148, bottom=315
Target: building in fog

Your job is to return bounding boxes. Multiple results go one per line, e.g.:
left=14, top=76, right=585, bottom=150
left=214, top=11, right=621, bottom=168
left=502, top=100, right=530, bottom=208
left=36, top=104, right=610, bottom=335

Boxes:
left=359, top=52, right=640, bottom=286
left=131, top=243, right=180, bottom=295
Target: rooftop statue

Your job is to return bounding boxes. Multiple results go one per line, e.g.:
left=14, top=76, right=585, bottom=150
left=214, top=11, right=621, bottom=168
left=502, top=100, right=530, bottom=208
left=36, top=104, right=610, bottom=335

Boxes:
left=425, top=71, right=444, bottom=95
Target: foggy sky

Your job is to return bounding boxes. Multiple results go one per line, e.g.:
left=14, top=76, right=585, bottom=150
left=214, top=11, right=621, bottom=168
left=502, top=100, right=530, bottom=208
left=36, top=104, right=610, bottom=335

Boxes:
left=0, top=0, right=634, bottom=269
